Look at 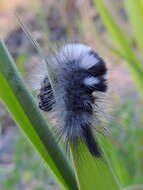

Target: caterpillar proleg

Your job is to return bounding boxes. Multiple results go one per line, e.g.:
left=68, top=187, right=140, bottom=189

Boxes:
left=38, top=43, right=108, bottom=157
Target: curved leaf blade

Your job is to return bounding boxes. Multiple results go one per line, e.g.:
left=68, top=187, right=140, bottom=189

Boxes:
left=0, top=40, right=78, bottom=190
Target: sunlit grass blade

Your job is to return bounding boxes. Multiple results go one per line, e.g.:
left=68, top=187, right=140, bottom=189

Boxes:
left=0, top=40, right=78, bottom=190
left=70, top=139, right=121, bottom=190
left=124, top=0, right=143, bottom=55
left=94, top=0, right=143, bottom=95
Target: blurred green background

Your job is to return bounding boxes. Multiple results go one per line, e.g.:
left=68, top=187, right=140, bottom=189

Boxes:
left=0, top=0, right=143, bottom=189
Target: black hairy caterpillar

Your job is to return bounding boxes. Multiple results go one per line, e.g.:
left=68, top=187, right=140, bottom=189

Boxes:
left=38, top=43, right=108, bottom=157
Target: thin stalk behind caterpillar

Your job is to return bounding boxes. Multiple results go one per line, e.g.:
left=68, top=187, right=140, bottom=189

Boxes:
left=16, top=15, right=56, bottom=93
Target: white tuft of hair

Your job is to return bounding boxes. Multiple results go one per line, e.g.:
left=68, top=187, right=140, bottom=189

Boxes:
left=59, top=43, right=91, bottom=61
left=79, top=53, right=99, bottom=69
left=84, top=76, right=100, bottom=86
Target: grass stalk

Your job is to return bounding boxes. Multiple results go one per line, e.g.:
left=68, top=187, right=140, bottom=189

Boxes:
left=70, top=138, right=121, bottom=190
left=94, top=0, right=143, bottom=95
left=124, top=0, right=143, bottom=55
left=0, top=40, right=78, bottom=190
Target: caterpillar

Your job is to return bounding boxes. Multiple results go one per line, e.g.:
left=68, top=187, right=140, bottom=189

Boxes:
left=37, top=43, right=108, bottom=157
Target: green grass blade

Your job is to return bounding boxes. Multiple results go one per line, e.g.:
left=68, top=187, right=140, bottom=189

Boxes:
left=70, top=139, right=121, bottom=190
left=94, top=0, right=143, bottom=94
left=0, top=40, right=78, bottom=190
left=93, top=0, right=136, bottom=61
left=99, top=135, right=131, bottom=186
left=124, top=0, right=143, bottom=54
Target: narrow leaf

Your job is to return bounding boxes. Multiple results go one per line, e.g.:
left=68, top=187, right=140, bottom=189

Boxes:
left=0, top=40, right=78, bottom=190
left=94, top=0, right=143, bottom=95
left=70, top=138, right=121, bottom=190
left=124, top=0, right=143, bottom=55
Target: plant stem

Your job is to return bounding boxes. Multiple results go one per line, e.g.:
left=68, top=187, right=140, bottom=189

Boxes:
left=0, top=40, right=78, bottom=190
